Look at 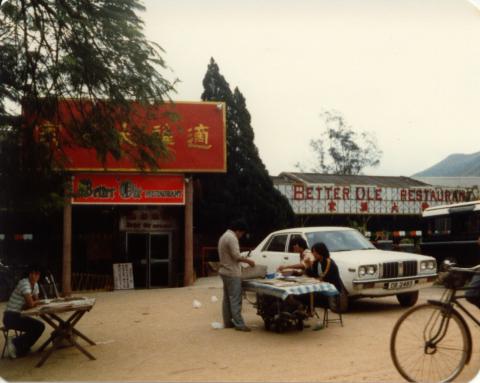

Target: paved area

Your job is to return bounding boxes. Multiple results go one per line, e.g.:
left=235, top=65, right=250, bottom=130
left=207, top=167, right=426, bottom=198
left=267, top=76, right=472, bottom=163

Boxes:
left=0, top=277, right=479, bottom=382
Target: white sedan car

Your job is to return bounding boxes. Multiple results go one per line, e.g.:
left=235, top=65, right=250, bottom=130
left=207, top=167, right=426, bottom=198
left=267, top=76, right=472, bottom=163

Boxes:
left=243, top=226, right=437, bottom=312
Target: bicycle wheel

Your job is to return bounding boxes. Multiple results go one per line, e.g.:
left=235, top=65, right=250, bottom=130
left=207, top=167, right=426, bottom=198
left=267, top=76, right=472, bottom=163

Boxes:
left=390, top=303, right=470, bottom=382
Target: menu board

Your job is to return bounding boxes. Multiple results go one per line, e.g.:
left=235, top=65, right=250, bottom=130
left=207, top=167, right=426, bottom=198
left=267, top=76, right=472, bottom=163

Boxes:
left=113, top=263, right=134, bottom=290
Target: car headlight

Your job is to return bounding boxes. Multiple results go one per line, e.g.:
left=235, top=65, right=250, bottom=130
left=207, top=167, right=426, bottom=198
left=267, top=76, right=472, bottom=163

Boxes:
left=358, top=265, right=377, bottom=278
left=359, top=266, right=366, bottom=277
left=420, top=260, right=436, bottom=272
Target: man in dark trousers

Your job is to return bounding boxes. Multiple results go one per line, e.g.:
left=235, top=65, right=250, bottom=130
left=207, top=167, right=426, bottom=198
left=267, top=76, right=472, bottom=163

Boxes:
left=3, top=264, right=45, bottom=358
left=218, top=219, right=255, bottom=331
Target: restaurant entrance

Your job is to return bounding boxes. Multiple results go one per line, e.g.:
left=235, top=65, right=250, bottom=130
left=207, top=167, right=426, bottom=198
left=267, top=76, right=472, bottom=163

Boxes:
left=126, top=232, right=172, bottom=288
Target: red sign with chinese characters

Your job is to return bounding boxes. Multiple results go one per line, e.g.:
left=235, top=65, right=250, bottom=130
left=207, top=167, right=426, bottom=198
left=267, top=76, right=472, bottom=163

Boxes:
left=29, top=100, right=226, bottom=172
left=71, top=174, right=185, bottom=205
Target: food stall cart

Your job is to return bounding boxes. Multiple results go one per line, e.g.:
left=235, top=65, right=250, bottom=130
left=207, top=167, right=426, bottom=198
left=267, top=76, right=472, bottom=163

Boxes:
left=242, top=276, right=338, bottom=332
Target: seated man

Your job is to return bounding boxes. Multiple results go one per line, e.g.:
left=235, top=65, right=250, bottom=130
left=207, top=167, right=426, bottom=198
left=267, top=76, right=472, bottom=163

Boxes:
left=278, top=237, right=314, bottom=276
left=277, top=238, right=314, bottom=315
left=3, top=264, right=45, bottom=358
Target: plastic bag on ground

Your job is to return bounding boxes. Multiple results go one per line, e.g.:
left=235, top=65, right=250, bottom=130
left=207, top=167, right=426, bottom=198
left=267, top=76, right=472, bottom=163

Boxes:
left=211, top=321, right=224, bottom=329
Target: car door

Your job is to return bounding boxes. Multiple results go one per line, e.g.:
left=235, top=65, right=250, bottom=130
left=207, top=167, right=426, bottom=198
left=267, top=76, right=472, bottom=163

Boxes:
left=260, top=233, right=299, bottom=274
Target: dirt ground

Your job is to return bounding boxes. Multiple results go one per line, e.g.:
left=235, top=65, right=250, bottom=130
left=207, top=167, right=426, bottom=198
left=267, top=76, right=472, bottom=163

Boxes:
left=0, top=277, right=479, bottom=382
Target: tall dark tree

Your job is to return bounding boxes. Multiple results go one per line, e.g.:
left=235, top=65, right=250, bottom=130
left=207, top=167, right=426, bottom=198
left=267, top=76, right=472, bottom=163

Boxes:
left=0, top=0, right=175, bottom=211
left=296, top=110, right=382, bottom=175
left=196, top=58, right=294, bottom=244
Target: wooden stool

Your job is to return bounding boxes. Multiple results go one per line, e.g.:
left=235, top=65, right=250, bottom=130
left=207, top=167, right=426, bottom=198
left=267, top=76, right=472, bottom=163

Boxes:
left=322, top=307, right=343, bottom=328
left=1, top=326, right=20, bottom=359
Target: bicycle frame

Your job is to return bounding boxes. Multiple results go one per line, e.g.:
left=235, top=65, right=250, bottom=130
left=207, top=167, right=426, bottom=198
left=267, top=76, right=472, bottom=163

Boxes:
left=426, top=284, right=479, bottom=365
left=423, top=300, right=455, bottom=353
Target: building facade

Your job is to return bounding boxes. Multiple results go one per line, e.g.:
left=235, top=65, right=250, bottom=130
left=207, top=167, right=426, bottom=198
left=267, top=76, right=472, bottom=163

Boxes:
left=1, top=100, right=227, bottom=293
left=273, top=172, right=479, bottom=238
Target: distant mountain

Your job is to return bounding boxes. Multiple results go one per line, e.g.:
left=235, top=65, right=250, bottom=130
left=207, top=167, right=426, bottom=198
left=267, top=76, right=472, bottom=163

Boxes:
left=413, top=151, right=480, bottom=177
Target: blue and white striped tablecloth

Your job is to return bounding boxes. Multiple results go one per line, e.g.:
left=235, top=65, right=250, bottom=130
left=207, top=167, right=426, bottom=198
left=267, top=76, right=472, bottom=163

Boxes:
left=242, top=279, right=338, bottom=300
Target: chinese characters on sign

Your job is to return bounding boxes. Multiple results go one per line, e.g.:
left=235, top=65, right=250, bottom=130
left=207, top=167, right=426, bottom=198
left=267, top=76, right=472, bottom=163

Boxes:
left=119, top=208, right=176, bottom=231
left=187, top=124, right=212, bottom=149
left=37, top=121, right=60, bottom=150
left=275, top=183, right=479, bottom=215
left=153, top=124, right=175, bottom=147
left=29, top=101, right=226, bottom=172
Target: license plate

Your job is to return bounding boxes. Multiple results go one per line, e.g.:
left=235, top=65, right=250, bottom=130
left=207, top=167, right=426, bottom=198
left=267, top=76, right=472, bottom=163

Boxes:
left=388, top=280, right=414, bottom=289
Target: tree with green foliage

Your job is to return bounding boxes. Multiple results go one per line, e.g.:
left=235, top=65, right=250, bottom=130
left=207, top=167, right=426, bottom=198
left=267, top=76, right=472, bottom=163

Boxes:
left=296, top=110, right=382, bottom=175
left=196, top=58, right=294, bottom=243
left=0, top=0, right=175, bottom=211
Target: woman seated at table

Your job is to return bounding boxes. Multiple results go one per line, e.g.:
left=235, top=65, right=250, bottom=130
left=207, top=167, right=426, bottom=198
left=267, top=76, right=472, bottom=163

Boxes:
left=3, top=264, right=45, bottom=359
left=307, top=242, right=343, bottom=289
left=277, top=237, right=314, bottom=276
left=305, top=242, right=345, bottom=307
left=307, top=242, right=346, bottom=308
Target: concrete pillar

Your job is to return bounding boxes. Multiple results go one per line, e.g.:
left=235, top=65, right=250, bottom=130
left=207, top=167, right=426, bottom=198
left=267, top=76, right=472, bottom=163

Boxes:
left=62, top=198, right=72, bottom=296
left=184, top=177, right=194, bottom=286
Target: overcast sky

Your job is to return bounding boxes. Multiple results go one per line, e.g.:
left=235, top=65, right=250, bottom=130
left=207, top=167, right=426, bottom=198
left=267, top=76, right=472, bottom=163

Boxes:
left=142, top=0, right=480, bottom=177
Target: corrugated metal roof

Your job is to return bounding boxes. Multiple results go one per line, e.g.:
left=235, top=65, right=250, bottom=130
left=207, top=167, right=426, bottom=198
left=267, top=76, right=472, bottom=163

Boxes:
left=274, top=172, right=430, bottom=187
left=413, top=177, right=480, bottom=188
left=271, top=175, right=296, bottom=184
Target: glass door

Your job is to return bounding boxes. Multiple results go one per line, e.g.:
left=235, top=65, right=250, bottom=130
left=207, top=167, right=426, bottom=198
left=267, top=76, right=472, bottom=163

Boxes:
left=126, top=232, right=171, bottom=288
left=150, top=233, right=171, bottom=287
left=126, top=233, right=148, bottom=288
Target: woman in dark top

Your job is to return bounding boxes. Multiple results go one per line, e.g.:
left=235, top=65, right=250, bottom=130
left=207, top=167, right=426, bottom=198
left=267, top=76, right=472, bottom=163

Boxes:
left=308, top=242, right=343, bottom=292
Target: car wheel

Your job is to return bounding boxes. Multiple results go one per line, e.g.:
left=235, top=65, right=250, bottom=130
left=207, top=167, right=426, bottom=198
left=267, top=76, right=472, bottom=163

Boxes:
left=329, top=288, right=349, bottom=313
left=396, top=291, right=419, bottom=307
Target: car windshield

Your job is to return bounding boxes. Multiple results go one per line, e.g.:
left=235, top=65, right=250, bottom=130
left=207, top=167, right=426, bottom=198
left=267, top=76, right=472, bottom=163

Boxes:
left=305, top=230, right=375, bottom=252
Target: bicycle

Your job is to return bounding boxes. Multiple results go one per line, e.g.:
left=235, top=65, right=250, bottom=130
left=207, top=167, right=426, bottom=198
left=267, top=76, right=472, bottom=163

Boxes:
left=390, top=263, right=480, bottom=382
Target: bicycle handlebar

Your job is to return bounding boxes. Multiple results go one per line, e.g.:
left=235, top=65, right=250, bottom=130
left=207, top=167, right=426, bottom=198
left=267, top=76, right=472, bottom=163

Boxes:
left=448, top=264, right=480, bottom=274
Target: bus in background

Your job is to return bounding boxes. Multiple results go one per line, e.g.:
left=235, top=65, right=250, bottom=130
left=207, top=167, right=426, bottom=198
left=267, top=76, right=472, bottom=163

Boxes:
left=420, top=200, right=480, bottom=267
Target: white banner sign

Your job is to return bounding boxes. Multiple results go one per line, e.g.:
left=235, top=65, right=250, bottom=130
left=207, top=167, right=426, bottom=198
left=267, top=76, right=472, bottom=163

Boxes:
left=275, top=183, right=478, bottom=215
left=113, top=263, right=135, bottom=290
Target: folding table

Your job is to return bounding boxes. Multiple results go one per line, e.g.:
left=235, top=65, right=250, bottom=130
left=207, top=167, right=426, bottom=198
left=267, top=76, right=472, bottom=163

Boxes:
left=22, top=297, right=96, bottom=367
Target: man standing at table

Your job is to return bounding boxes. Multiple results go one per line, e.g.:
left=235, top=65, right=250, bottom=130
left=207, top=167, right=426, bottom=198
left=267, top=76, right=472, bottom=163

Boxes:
left=218, top=219, right=255, bottom=332
left=3, top=264, right=45, bottom=358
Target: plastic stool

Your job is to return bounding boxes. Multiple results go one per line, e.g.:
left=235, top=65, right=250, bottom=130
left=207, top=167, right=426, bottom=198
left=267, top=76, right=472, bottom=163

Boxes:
left=322, top=307, right=343, bottom=328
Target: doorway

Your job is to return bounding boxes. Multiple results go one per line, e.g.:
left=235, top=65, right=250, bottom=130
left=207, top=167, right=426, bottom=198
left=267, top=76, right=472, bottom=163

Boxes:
left=126, top=232, right=172, bottom=288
